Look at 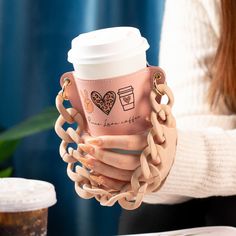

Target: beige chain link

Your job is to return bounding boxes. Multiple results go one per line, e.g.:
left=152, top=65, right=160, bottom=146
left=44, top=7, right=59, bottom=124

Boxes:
left=55, top=77, right=175, bottom=210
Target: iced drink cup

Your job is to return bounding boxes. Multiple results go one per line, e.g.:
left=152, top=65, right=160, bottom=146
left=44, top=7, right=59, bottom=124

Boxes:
left=0, top=178, right=57, bottom=236
left=62, top=27, right=165, bottom=136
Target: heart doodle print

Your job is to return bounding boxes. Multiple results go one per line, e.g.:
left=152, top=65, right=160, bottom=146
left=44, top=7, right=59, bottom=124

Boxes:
left=91, top=91, right=116, bottom=115
left=123, top=95, right=131, bottom=104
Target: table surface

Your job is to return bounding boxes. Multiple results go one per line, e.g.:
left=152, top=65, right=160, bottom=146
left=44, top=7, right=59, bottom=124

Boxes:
left=120, top=226, right=236, bottom=236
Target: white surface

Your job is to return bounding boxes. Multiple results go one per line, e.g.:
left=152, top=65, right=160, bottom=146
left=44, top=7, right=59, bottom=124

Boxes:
left=68, top=27, right=149, bottom=79
left=0, top=178, right=57, bottom=212
left=121, top=226, right=236, bottom=236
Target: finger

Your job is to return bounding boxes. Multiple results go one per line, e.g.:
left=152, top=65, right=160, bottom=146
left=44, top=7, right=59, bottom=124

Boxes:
left=78, top=156, right=133, bottom=181
left=78, top=144, right=140, bottom=170
left=81, top=133, right=91, bottom=143
left=90, top=174, right=127, bottom=191
left=84, top=134, right=147, bottom=150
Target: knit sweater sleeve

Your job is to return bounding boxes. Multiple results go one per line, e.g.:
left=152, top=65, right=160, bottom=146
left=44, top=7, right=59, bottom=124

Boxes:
left=144, top=0, right=236, bottom=204
left=144, top=124, right=236, bottom=204
left=158, top=0, right=221, bottom=117
left=164, top=127, right=236, bottom=195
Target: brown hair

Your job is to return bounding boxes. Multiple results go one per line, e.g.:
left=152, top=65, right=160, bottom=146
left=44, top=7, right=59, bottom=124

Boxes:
left=208, top=0, right=236, bottom=112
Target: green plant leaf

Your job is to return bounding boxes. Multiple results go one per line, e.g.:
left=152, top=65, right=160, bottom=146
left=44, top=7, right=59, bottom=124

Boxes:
left=0, top=140, right=20, bottom=163
left=0, top=167, right=13, bottom=177
left=0, top=107, right=59, bottom=141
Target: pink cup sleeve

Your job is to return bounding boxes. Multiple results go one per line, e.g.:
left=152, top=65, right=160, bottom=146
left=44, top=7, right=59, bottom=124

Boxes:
left=60, top=66, right=166, bottom=136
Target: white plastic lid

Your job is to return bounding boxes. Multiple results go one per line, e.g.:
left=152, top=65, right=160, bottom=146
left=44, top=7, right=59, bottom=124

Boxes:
left=68, top=26, right=149, bottom=65
left=0, top=178, right=57, bottom=212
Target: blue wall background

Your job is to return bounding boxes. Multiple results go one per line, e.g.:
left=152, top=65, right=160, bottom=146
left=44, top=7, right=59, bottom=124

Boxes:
left=0, top=0, right=165, bottom=235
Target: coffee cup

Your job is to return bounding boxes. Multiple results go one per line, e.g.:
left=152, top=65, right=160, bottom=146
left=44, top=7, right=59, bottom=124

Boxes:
left=61, top=27, right=165, bottom=136
left=0, top=178, right=57, bottom=236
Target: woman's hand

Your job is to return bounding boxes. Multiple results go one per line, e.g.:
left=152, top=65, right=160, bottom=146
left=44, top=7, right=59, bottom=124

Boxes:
left=78, top=123, right=177, bottom=192
left=78, top=134, right=147, bottom=190
left=77, top=84, right=177, bottom=192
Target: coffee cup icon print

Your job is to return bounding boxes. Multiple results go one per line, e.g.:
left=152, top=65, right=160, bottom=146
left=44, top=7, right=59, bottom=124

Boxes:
left=117, top=86, right=135, bottom=111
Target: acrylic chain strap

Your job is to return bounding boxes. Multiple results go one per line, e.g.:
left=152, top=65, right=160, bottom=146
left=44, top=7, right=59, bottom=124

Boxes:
left=55, top=78, right=175, bottom=210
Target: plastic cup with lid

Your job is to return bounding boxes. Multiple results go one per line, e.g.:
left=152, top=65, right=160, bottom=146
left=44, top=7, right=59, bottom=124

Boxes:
left=0, top=177, right=57, bottom=236
left=61, top=26, right=166, bottom=136
left=67, top=26, right=149, bottom=79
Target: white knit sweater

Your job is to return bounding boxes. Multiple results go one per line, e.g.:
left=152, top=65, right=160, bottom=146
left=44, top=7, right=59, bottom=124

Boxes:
left=144, top=0, right=236, bottom=204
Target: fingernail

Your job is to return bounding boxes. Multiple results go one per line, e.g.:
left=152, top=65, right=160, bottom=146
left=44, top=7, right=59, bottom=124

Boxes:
left=78, top=157, right=93, bottom=169
left=90, top=175, right=104, bottom=185
left=79, top=143, right=95, bottom=154
left=87, top=138, right=103, bottom=146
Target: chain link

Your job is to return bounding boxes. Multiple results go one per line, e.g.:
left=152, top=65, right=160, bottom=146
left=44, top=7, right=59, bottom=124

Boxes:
left=55, top=79, right=175, bottom=210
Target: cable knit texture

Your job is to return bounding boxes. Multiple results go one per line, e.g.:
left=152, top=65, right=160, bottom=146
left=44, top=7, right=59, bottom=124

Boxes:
left=144, top=0, right=236, bottom=204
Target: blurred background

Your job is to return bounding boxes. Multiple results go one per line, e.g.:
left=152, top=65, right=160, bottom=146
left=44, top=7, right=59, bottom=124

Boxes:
left=0, top=0, right=165, bottom=235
